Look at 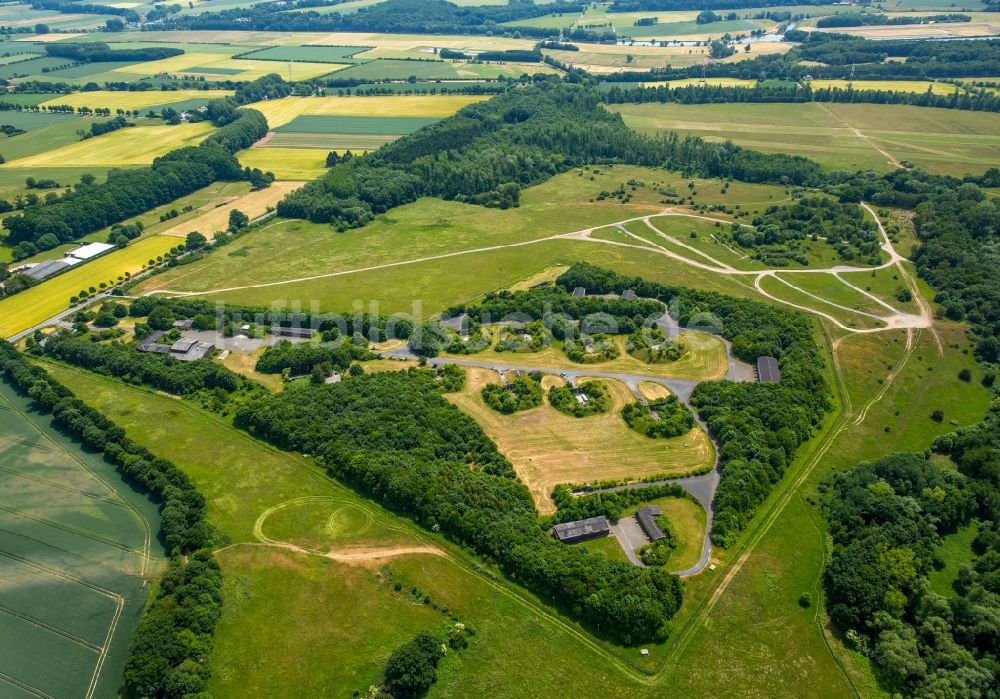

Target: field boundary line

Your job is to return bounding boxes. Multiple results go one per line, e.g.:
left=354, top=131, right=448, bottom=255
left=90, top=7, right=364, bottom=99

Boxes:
left=0, top=603, right=102, bottom=652
left=0, top=671, right=55, bottom=699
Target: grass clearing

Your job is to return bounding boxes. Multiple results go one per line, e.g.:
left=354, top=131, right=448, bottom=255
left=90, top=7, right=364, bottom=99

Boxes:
left=447, top=369, right=715, bottom=513
left=809, top=79, right=964, bottom=96
left=927, top=521, right=979, bottom=596
left=627, top=496, right=706, bottom=571
left=0, top=235, right=178, bottom=338
left=1, top=122, right=215, bottom=168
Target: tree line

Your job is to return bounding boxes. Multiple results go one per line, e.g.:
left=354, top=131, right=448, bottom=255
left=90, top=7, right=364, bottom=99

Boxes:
left=157, top=0, right=585, bottom=38
left=235, top=367, right=684, bottom=645
left=601, top=36, right=1000, bottom=82
left=2, top=85, right=273, bottom=251
left=601, top=81, right=1000, bottom=114
left=555, top=263, right=830, bottom=548
left=277, top=81, right=824, bottom=229
left=815, top=13, right=970, bottom=28
left=0, top=342, right=221, bottom=698
left=126, top=296, right=415, bottom=343
left=44, top=42, right=182, bottom=62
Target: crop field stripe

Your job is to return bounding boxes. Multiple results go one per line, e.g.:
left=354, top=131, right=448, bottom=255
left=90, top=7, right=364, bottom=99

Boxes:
left=275, top=115, right=438, bottom=134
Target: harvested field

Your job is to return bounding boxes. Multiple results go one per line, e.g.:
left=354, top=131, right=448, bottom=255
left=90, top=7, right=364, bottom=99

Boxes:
left=447, top=369, right=715, bottom=513
left=159, top=181, right=305, bottom=240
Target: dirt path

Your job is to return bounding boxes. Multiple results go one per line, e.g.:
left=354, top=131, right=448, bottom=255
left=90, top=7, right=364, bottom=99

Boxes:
left=817, top=102, right=905, bottom=170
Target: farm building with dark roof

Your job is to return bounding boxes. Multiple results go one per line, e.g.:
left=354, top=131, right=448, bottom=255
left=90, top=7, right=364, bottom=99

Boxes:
left=637, top=506, right=668, bottom=542
left=551, top=516, right=610, bottom=544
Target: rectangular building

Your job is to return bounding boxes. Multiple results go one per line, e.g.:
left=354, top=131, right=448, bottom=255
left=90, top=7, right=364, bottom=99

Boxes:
left=552, top=516, right=610, bottom=544
left=756, top=356, right=781, bottom=383
left=637, top=506, right=667, bottom=542
left=271, top=326, right=317, bottom=339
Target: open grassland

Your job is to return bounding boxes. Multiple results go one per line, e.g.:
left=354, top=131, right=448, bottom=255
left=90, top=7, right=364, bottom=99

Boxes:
left=159, top=181, right=305, bottom=239
left=648, top=217, right=767, bottom=271
left=778, top=271, right=900, bottom=318
left=0, top=235, right=178, bottom=338
left=612, top=102, right=1000, bottom=176
left=235, top=146, right=328, bottom=180
left=0, top=380, right=163, bottom=699
left=759, top=274, right=886, bottom=330
left=458, top=328, right=729, bottom=381
left=136, top=166, right=774, bottom=312
left=447, top=369, right=715, bottom=513
left=839, top=266, right=919, bottom=314
left=1, top=122, right=215, bottom=168
left=244, top=94, right=487, bottom=128
left=39, top=89, right=233, bottom=112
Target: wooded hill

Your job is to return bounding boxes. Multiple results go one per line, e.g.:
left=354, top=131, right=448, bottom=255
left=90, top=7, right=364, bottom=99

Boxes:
left=277, top=81, right=823, bottom=229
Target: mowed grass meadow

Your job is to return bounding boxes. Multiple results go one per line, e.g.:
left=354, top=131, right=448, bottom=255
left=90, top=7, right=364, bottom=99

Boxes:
left=0, top=235, right=178, bottom=338
left=447, top=370, right=715, bottom=513
left=612, top=102, right=1000, bottom=176
left=136, top=165, right=782, bottom=310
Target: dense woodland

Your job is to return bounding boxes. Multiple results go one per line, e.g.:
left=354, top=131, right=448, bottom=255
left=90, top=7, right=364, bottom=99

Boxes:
left=0, top=343, right=220, bottom=698
left=278, top=81, right=823, bottom=228
left=556, top=264, right=830, bottom=547
left=160, top=0, right=585, bottom=36
left=44, top=42, right=182, bottom=62
left=236, top=368, right=683, bottom=644
left=824, top=450, right=999, bottom=697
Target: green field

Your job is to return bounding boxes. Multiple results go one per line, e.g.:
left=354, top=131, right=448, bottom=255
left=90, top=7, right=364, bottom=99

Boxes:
left=238, top=44, right=371, bottom=63
left=327, top=58, right=462, bottom=81
left=0, top=91, right=61, bottom=106
left=613, top=102, right=1000, bottom=177
left=0, top=110, right=78, bottom=131
left=275, top=114, right=439, bottom=134
left=137, top=165, right=769, bottom=310
left=0, top=379, right=164, bottom=699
